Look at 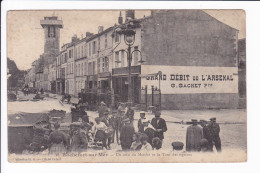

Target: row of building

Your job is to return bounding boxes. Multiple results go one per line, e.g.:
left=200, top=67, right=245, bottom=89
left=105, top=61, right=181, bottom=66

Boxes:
left=25, top=10, right=246, bottom=109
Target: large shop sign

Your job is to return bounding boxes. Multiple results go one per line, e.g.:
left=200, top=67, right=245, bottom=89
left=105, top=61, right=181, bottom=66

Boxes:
left=140, top=65, right=238, bottom=94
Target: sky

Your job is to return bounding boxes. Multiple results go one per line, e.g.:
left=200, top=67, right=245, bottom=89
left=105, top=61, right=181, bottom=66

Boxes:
left=7, top=10, right=245, bottom=70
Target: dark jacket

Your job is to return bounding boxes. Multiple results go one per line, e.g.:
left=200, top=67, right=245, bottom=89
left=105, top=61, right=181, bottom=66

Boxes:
left=151, top=118, right=167, bottom=140
left=203, top=125, right=213, bottom=142
left=208, top=123, right=220, bottom=139
left=137, top=119, right=145, bottom=133
left=120, top=123, right=135, bottom=145
left=125, top=108, right=134, bottom=121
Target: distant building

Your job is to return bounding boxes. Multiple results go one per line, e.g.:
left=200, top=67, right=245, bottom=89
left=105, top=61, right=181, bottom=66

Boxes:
left=34, top=16, right=63, bottom=90
left=65, top=35, right=78, bottom=96
left=40, top=16, right=63, bottom=66
left=56, top=43, right=68, bottom=95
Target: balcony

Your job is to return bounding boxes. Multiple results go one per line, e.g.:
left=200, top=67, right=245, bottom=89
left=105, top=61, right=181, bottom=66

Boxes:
left=40, top=20, right=63, bottom=28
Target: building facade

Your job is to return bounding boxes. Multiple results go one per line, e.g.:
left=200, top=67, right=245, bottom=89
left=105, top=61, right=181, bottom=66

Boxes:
left=74, top=38, right=87, bottom=96
left=25, top=10, right=242, bottom=110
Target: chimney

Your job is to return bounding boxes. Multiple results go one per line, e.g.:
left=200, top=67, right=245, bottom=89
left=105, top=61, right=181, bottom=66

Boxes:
left=125, top=10, right=135, bottom=22
left=118, top=11, right=123, bottom=24
left=98, top=26, right=104, bottom=33
left=86, top=32, right=94, bottom=39
left=71, top=34, right=78, bottom=43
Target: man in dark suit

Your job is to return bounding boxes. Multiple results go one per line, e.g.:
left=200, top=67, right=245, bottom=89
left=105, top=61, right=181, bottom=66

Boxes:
left=151, top=111, right=167, bottom=142
left=208, top=117, right=221, bottom=152
left=120, top=118, right=135, bottom=150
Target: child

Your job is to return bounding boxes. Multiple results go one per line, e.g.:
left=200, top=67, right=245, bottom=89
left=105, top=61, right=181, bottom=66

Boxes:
left=140, top=134, right=153, bottom=151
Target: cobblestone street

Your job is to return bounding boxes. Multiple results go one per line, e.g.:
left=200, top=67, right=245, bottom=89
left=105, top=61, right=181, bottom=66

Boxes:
left=8, top=92, right=247, bottom=152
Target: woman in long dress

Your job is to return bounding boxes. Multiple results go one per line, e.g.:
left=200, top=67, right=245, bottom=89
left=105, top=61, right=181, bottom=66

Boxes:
left=48, top=123, right=68, bottom=154
left=130, top=132, right=142, bottom=151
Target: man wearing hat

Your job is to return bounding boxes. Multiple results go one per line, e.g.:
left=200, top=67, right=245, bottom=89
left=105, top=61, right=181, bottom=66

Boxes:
left=208, top=117, right=221, bottom=152
left=120, top=118, right=135, bottom=150
left=111, top=110, right=121, bottom=144
left=137, top=111, right=146, bottom=133
left=143, top=119, right=156, bottom=145
left=125, top=103, right=135, bottom=123
left=199, top=119, right=213, bottom=152
left=48, top=123, right=68, bottom=154
left=70, top=122, right=88, bottom=152
left=98, top=101, right=108, bottom=118
left=172, top=141, right=184, bottom=151
left=151, top=111, right=167, bottom=142
left=186, top=119, right=203, bottom=152
left=101, top=110, right=114, bottom=149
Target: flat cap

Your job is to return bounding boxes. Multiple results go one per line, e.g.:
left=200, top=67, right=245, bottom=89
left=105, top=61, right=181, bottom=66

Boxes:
left=171, top=141, right=184, bottom=150
left=154, top=111, right=161, bottom=117
left=210, top=117, right=216, bottom=121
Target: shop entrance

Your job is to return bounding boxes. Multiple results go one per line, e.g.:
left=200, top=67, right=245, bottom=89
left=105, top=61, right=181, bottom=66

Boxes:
left=112, top=75, right=140, bottom=105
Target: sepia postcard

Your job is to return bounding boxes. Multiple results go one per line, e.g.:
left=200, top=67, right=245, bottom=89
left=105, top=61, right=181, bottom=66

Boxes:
left=6, top=9, right=246, bottom=163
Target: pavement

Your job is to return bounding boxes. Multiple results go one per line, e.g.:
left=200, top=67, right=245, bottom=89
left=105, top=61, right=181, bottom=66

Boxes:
left=8, top=91, right=247, bottom=152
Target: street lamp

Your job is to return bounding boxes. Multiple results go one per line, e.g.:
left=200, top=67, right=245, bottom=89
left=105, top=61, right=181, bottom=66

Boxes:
left=116, top=25, right=139, bottom=105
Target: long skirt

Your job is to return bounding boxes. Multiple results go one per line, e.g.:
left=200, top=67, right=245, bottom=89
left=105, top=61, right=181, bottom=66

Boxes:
left=49, top=143, right=66, bottom=155
left=95, top=130, right=107, bottom=149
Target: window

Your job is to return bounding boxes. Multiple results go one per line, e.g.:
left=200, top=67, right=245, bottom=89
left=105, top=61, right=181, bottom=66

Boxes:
left=81, top=63, right=83, bottom=76
left=69, top=50, right=71, bottom=58
left=105, top=34, right=108, bottom=48
left=48, top=26, right=55, bottom=38
left=65, top=53, right=67, bottom=62
left=71, top=49, right=73, bottom=59
left=85, top=44, right=88, bottom=56
left=78, top=47, right=81, bottom=58
left=102, top=58, right=105, bottom=72
left=98, top=37, right=100, bottom=50
left=89, top=43, right=91, bottom=56
left=121, top=51, right=125, bottom=67
left=97, top=58, right=101, bottom=73
left=81, top=46, right=83, bottom=58
left=134, top=46, right=139, bottom=65
left=92, top=41, right=96, bottom=54
left=75, top=48, right=78, bottom=59
left=115, top=51, right=119, bottom=68
left=105, top=56, right=109, bottom=72
left=93, top=61, right=96, bottom=74
left=88, top=62, right=92, bottom=75
left=79, top=64, right=81, bottom=76
left=115, top=32, right=120, bottom=43
left=85, top=62, right=87, bottom=75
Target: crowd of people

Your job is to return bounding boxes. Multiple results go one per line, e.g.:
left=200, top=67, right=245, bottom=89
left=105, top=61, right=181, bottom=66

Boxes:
left=186, top=118, right=222, bottom=152
left=28, top=100, right=222, bottom=155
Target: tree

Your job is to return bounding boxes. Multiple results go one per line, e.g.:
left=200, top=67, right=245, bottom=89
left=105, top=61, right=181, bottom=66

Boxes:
left=7, top=58, right=26, bottom=88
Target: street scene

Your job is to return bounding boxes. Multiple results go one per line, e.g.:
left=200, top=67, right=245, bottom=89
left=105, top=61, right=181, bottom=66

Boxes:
left=7, top=10, right=246, bottom=162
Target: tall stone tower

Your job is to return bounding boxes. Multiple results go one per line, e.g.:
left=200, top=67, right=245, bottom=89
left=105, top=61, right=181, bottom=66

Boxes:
left=40, top=16, right=63, bottom=66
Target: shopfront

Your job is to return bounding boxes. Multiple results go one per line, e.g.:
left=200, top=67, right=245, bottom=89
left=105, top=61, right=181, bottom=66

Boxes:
left=112, top=65, right=141, bottom=104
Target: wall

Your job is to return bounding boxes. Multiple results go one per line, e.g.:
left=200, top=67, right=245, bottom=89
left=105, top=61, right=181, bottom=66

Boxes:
left=140, top=10, right=239, bottom=109
left=146, top=93, right=239, bottom=110
left=141, top=10, right=238, bottom=67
